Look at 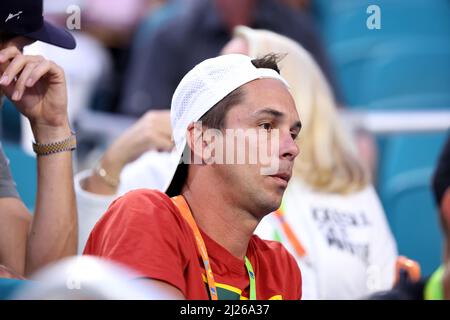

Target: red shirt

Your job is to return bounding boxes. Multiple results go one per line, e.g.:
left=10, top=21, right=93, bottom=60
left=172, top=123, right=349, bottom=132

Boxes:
left=84, top=189, right=302, bottom=300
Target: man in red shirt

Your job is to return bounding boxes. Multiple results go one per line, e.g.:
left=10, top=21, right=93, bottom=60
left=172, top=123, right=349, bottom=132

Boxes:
left=84, top=53, right=302, bottom=300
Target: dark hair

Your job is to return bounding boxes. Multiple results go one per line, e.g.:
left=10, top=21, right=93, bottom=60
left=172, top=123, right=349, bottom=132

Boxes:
left=251, top=53, right=282, bottom=74
left=199, top=53, right=283, bottom=129
left=433, top=134, right=450, bottom=206
left=432, top=133, right=450, bottom=235
left=0, top=31, right=16, bottom=44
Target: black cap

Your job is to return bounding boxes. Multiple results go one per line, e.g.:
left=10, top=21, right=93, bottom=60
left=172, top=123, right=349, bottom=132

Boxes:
left=0, top=0, right=76, bottom=49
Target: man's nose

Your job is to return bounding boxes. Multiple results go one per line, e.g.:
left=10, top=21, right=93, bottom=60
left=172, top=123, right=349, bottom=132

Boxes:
left=279, top=132, right=299, bottom=161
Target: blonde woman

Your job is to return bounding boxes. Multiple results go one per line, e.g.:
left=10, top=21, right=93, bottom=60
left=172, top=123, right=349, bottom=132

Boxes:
left=222, top=26, right=398, bottom=299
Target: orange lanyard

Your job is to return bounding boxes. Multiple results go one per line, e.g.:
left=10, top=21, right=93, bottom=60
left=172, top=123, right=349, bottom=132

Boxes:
left=274, top=207, right=306, bottom=257
left=171, top=195, right=257, bottom=300
left=171, top=195, right=219, bottom=300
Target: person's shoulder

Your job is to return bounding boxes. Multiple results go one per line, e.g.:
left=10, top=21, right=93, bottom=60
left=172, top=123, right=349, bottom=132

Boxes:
left=353, top=184, right=385, bottom=209
left=98, top=189, right=181, bottom=228
left=251, top=235, right=297, bottom=266
left=356, top=184, right=377, bottom=196
left=111, top=188, right=176, bottom=213
left=85, top=189, right=185, bottom=253
left=251, top=235, right=302, bottom=298
left=113, top=188, right=170, bottom=205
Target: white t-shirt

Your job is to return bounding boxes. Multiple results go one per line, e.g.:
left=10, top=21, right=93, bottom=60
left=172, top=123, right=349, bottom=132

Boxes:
left=255, top=179, right=398, bottom=300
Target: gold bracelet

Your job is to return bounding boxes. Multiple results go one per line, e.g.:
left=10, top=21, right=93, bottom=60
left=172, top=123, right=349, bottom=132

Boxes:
left=94, top=162, right=120, bottom=188
left=32, top=132, right=77, bottom=156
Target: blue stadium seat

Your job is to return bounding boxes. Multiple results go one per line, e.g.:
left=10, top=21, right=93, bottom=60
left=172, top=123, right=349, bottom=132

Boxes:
left=377, top=132, right=448, bottom=276
left=0, top=278, right=27, bottom=300
left=367, top=93, right=450, bottom=111
left=381, top=169, right=443, bottom=277
left=317, top=0, right=450, bottom=46
left=332, top=37, right=450, bottom=107
left=0, top=99, right=21, bottom=143
left=329, top=39, right=378, bottom=106
left=2, top=143, right=37, bottom=210
left=315, top=0, right=450, bottom=107
left=361, top=41, right=450, bottom=106
left=378, top=132, right=448, bottom=192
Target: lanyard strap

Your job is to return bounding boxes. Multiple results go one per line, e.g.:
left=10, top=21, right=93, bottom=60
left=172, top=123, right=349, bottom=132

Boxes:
left=171, top=195, right=257, bottom=300
left=274, top=206, right=306, bottom=257
left=244, top=256, right=257, bottom=300
left=171, top=195, right=219, bottom=300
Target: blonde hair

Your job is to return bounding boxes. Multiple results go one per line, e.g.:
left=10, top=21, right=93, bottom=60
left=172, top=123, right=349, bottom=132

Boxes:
left=232, top=26, right=370, bottom=194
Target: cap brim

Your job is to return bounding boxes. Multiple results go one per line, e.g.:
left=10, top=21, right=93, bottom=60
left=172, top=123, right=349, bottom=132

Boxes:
left=25, top=20, right=76, bottom=50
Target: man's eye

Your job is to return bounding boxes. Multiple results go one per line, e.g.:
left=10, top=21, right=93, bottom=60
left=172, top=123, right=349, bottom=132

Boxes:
left=259, top=123, right=272, bottom=131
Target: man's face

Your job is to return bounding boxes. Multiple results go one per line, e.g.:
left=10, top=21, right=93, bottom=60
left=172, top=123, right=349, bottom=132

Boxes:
left=211, top=78, right=301, bottom=218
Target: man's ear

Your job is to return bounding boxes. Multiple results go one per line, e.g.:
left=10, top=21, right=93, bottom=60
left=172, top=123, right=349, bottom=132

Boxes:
left=186, top=122, right=205, bottom=164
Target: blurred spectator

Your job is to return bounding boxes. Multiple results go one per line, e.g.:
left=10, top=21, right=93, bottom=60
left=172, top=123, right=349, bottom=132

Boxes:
left=119, top=0, right=338, bottom=116
left=83, top=0, right=155, bottom=48
left=430, top=133, right=450, bottom=299
left=371, top=133, right=450, bottom=300
left=279, top=0, right=309, bottom=10
left=21, top=0, right=114, bottom=154
left=223, top=26, right=397, bottom=299
left=12, top=256, right=178, bottom=299
left=0, top=0, right=77, bottom=276
left=131, top=0, right=187, bottom=52
left=70, top=0, right=171, bottom=116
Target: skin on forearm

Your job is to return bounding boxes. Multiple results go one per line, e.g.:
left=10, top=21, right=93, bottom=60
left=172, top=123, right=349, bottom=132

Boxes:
left=0, top=198, right=31, bottom=276
left=83, top=148, right=125, bottom=195
left=25, top=123, right=78, bottom=276
left=82, top=110, right=173, bottom=196
left=0, top=39, right=78, bottom=275
left=83, top=173, right=119, bottom=196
